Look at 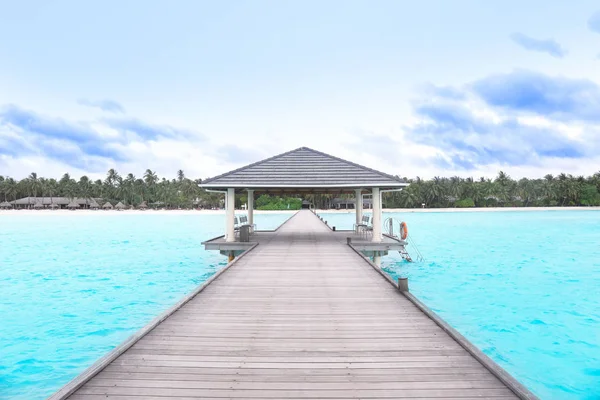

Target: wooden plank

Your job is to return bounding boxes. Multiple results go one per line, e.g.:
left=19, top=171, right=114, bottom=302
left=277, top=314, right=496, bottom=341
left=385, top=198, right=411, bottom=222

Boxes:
left=125, top=348, right=468, bottom=357
left=55, top=210, right=533, bottom=400
left=110, top=360, right=485, bottom=369
left=115, top=354, right=477, bottom=363
left=69, top=395, right=519, bottom=400
left=102, top=365, right=491, bottom=376
left=85, top=378, right=507, bottom=390
left=74, top=386, right=517, bottom=398
left=96, top=371, right=499, bottom=382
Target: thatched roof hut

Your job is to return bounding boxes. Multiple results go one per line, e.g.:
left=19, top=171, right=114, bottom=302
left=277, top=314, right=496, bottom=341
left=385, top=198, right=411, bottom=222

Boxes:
left=103, top=202, right=113, bottom=210
left=89, top=199, right=100, bottom=210
left=33, top=202, right=43, bottom=209
left=139, top=201, right=148, bottom=210
left=49, top=203, right=59, bottom=209
left=115, top=201, right=126, bottom=210
left=67, top=200, right=80, bottom=209
left=0, top=201, right=12, bottom=209
left=10, top=197, right=101, bottom=208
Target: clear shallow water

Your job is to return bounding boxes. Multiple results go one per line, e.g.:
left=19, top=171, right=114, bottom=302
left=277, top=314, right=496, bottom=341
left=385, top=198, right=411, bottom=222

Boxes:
left=0, top=212, right=291, bottom=399
left=321, top=210, right=600, bottom=400
left=1, top=211, right=599, bottom=399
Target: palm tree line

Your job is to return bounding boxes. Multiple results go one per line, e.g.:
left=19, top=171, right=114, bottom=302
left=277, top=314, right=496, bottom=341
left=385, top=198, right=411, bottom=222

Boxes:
left=2, top=169, right=600, bottom=209
left=386, top=171, right=600, bottom=208
left=301, top=171, right=600, bottom=209
left=0, top=169, right=222, bottom=209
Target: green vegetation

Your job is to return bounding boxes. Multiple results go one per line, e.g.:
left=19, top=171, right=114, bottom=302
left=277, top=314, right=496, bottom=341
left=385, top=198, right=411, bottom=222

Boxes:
left=454, top=198, right=475, bottom=208
left=255, top=195, right=302, bottom=210
left=2, top=169, right=600, bottom=209
left=0, top=169, right=221, bottom=209
left=385, top=171, right=600, bottom=208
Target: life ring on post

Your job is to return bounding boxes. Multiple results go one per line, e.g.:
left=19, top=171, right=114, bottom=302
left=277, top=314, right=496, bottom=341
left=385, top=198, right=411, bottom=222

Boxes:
left=400, top=222, right=408, bottom=240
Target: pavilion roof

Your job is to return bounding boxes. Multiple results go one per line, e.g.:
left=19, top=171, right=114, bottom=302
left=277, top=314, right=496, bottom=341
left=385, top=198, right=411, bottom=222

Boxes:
left=201, top=147, right=407, bottom=194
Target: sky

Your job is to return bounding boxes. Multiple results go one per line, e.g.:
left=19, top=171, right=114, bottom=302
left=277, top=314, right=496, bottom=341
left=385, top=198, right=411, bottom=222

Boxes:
left=1, top=0, right=600, bottom=181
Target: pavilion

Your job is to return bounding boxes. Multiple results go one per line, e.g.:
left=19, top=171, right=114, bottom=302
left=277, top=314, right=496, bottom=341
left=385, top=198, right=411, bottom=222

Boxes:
left=200, top=147, right=407, bottom=243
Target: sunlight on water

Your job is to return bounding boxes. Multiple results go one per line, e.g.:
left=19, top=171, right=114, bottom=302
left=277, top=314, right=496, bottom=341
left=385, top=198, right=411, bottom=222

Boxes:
left=321, top=210, right=600, bottom=400
left=0, top=212, right=291, bottom=400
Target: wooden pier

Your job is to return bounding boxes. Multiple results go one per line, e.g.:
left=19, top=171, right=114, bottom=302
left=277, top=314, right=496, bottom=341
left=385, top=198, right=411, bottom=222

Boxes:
left=53, top=210, right=535, bottom=400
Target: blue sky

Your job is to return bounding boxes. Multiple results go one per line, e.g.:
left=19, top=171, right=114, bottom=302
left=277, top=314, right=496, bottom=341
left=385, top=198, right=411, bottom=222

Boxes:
left=1, top=0, right=600, bottom=180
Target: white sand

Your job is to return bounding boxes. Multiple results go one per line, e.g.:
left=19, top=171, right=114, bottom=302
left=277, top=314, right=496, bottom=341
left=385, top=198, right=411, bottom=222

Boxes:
left=1, top=206, right=599, bottom=216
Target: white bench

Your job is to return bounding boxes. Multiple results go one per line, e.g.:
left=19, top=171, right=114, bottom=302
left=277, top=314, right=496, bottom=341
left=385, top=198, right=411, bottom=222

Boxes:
left=354, top=215, right=370, bottom=234
left=356, top=216, right=373, bottom=239
left=235, top=215, right=256, bottom=236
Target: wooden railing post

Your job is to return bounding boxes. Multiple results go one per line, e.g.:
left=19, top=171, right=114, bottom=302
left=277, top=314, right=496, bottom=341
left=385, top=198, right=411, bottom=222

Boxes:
left=398, top=277, right=409, bottom=292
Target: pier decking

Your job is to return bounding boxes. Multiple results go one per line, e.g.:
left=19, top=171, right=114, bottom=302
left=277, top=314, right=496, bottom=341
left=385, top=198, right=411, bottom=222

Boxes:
left=56, top=210, right=530, bottom=399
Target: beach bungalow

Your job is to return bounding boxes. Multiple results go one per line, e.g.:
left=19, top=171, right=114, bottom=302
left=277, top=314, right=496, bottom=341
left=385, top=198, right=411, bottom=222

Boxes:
left=149, top=201, right=165, bottom=209
left=67, top=200, right=80, bottom=210
left=9, top=197, right=102, bottom=209
left=89, top=199, right=100, bottom=210
left=33, top=201, right=44, bottom=209
left=0, top=201, right=12, bottom=209
left=102, top=202, right=113, bottom=210
left=139, top=201, right=148, bottom=210
left=115, top=202, right=126, bottom=211
left=332, top=197, right=355, bottom=209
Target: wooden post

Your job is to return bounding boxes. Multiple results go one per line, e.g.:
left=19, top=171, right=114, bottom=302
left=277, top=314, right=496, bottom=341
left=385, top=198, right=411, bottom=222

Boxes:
left=228, top=251, right=235, bottom=263
left=346, top=237, right=352, bottom=245
left=398, top=277, right=409, bottom=292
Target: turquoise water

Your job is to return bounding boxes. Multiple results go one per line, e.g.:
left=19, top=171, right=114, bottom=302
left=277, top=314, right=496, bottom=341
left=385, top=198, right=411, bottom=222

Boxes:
left=0, top=213, right=291, bottom=400
left=321, top=210, right=600, bottom=400
left=1, top=211, right=599, bottom=399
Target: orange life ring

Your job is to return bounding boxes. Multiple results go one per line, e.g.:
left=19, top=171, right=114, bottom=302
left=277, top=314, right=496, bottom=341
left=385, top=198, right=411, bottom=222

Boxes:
left=400, top=222, right=408, bottom=240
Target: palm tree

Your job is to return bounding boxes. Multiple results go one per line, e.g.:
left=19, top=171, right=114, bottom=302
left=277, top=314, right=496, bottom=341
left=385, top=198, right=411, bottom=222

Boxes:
left=144, top=169, right=158, bottom=185
left=78, top=176, right=92, bottom=202
left=46, top=179, right=58, bottom=206
left=28, top=172, right=41, bottom=199
left=495, top=171, right=511, bottom=187
left=399, top=187, right=419, bottom=208
left=106, top=169, right=119, bottom=185
left=124, top=173, right=136, bottom=204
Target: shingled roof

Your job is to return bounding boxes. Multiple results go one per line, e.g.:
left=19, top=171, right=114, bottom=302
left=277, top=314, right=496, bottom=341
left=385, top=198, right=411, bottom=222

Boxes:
left=201, top=147, right=406, bottom=193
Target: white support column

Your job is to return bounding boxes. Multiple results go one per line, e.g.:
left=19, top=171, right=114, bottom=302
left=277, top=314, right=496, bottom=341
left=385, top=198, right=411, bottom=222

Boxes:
left=373, top=253, right=382, bottom=267
left=247, top=189, right=254, bottom=231
left=371, top=187, right=382, bottom=242
left=225, top=188, right=235, bottom=242
left=355, top=189, right=363, bottom=227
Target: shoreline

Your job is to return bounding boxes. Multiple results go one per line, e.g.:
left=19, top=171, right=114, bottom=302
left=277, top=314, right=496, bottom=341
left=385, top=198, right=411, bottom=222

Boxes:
left=1, top=206, right=599, bottom=216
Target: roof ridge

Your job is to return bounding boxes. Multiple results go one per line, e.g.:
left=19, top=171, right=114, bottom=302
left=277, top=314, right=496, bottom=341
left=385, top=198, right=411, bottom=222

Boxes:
left=300, top=147, right=402, bottom=182
left=202, top=147, right=306, bottom=184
